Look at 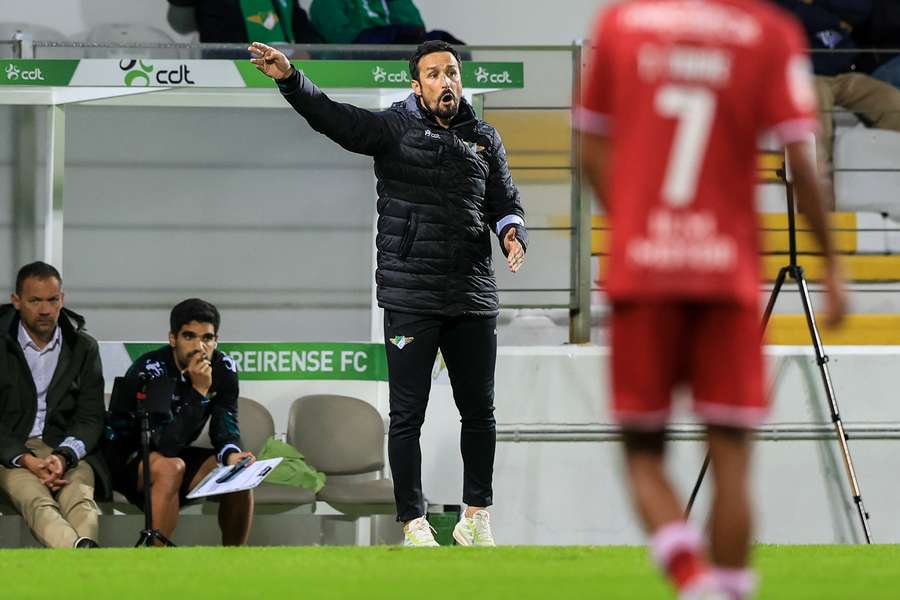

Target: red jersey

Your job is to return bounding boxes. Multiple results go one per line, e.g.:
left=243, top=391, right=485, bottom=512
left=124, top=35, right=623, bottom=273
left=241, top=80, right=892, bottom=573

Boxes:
left=578, top=0, right=817, bottom=305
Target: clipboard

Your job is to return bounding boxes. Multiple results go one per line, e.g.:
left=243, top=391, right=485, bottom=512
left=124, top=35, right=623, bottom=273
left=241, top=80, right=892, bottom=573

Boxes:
left=186, top=457, right=283, bottom=499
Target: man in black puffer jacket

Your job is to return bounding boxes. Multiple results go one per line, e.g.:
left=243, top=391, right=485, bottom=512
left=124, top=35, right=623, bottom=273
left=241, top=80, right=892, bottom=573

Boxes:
left=250, top=39, right=527, bottom=546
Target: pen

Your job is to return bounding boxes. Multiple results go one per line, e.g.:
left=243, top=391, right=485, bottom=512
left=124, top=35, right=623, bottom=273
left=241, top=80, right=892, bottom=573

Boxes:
left=216, top=455, right=252, bottom=484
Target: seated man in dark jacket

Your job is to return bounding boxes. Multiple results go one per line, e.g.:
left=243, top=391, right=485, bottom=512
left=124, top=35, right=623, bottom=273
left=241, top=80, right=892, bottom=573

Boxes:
left=0, top=261, right=107, bottom=548
left=103, top=298, right=255, bottom=545
left=776, top=0, right=900, bottom=169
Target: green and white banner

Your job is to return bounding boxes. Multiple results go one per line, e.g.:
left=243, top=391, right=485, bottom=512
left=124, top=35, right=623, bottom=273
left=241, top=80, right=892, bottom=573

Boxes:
left=72, top=59, right=245, bottom=87
left=0, top=59, right=524, bottom=89
left=0, top=60, right=79, bottom=86
left=100, top=342, right=388, bottom=381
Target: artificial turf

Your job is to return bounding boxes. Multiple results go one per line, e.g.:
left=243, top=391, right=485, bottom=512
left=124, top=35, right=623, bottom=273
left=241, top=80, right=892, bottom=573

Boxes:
left=0, top=545, right=895, bottom=599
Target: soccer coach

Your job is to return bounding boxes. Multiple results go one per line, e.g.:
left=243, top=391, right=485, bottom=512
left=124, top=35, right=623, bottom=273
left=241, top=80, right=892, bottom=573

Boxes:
left=250, top=39, right=527, bottom=546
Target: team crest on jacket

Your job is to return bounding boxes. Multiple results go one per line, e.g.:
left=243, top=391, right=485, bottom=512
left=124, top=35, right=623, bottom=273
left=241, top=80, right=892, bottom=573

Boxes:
left=389, top=336, right=415, bottom=349
left=222, top=354, right=237, bottom=373
left=144, top=360, right=164, bottom=377
left=464, top=140, right=486, bottom=153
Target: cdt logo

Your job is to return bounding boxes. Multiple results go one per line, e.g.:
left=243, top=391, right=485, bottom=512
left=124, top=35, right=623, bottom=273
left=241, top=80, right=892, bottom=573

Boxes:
left=120, top=59, right=153, bottom=86
left=119, top=59, right=196, bottom=86
left=372, top=65, right=410, bottom=84
left=474, top=67, right=512, bottom=85
left=4, top=64, right=45, bottom=82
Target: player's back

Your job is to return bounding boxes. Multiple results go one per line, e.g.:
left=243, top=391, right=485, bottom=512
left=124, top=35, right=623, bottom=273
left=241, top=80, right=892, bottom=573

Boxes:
left=580, top=0, right=817, bottom=304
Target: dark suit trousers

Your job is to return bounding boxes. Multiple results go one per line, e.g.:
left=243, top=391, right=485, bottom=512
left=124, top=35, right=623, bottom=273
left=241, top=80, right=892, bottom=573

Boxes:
left=383, top=310, right=497, bottom=522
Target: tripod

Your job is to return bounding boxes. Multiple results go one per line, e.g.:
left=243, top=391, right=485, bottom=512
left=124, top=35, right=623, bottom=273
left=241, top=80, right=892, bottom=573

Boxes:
left=111, top=376, right=177, bottom=547
left=683, top=166, right=872, bottom=544
left=135, top=393, right=176, bottom=548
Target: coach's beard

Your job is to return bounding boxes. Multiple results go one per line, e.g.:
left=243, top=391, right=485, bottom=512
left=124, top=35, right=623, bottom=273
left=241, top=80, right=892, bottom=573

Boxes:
left=429, top=89, right=459, bottom=121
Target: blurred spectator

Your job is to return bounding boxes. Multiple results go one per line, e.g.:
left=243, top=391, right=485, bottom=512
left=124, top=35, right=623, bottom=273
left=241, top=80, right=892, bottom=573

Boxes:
left=309, top=0, right=463, bottom=44
left=775, top=0, right=868, bottom=75
left=854, top=0, right=900, bottom=89
left=167, top=0, right=321, bottom=45
left=777, top=0, right=900, bottom=169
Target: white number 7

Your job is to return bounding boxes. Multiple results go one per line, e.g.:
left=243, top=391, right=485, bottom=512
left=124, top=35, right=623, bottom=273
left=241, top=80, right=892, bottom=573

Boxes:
left=654, top=85, right=716, bottom=207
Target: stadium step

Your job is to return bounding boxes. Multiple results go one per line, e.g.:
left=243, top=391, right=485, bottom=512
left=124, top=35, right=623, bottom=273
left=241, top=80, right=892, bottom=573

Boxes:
left=585, top=213, right=862, bottom=255
left=766, top=314, right=900, bottom=345
left=761, top=254, right=900, bottom=282
left=585, top=213, right=900, bottom=282
left=498, top=308, right=900, bottom=345
left=485, top=110, right=807, bottom=184
left=591, top=253, right=900, bottom=283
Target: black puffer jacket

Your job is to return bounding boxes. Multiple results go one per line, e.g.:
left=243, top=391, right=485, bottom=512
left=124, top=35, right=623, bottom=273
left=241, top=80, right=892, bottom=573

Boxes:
left=277, top=69, right=527, bottom=317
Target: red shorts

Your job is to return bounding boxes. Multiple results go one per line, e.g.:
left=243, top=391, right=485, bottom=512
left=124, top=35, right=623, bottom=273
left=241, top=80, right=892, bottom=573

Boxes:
left=610, top=301, right=767, bottom=429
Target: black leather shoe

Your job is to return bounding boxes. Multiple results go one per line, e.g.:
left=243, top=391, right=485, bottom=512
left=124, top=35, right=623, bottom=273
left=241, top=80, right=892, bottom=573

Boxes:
left=74, top=537, right=100, bottom=548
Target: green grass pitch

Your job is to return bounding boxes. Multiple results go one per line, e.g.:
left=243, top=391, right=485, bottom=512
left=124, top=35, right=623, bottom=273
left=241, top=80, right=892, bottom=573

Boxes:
left=1, top=545, right=895, bottom=599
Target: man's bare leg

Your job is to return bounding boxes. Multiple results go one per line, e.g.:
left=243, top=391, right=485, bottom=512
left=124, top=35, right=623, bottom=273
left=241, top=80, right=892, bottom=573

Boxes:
left=623, top=431, right=682, bottom=530
left=707, top=425, right=756, bottom=599
left=187, top=456, right=254, bottom=546
left=623, top=431, right=712, bottom=596
left=137, top=453, right=185, bottom=541
left=218, top=490, right=253, bottom=546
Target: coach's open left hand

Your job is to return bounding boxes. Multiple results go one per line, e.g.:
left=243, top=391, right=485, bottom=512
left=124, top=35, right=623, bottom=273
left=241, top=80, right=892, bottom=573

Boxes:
left=249, top=42, right=293, bottom=81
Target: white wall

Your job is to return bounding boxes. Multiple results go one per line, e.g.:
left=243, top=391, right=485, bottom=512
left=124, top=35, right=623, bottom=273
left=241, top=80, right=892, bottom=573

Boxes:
left=96, top=343, right=900, bottom=545
left=61, top=103, right=377, bottom=341
left=1, top=0, right=606, bottom=45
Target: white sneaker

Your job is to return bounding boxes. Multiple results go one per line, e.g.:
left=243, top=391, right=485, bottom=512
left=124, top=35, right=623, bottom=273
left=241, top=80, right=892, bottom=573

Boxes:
left=679, top=576, right=729, bottom=600
left=402, top=516, right=440, bottom=547
left=452, top=510, right=496, bottom=546
left=679, top=591, right=729, bottom=600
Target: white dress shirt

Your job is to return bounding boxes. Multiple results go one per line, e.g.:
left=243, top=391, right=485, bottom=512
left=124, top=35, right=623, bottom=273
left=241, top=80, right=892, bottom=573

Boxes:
left=18, top=322, right=62, bottom=438
left=12, top=322, right=87, bottom=468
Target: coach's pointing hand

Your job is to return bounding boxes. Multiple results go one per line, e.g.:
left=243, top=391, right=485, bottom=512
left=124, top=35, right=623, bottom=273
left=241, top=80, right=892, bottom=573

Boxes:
left=248, top=42, right=293, bottom=81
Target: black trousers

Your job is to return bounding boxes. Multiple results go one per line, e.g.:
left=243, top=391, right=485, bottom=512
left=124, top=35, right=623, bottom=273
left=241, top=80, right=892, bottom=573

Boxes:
left=384, top=310, right=497, bottom=522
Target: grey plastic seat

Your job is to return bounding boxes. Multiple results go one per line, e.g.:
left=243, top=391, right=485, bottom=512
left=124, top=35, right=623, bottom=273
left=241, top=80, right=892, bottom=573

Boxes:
left=193, top=396, right=270, bottom=451
left=195, top=397, right=315, bottom=509
left=288, top=395, right=395, bottom=516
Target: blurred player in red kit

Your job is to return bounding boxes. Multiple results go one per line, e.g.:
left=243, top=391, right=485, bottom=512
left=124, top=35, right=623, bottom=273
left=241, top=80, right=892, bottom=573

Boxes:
left=578, top=1, right=846, bottom=598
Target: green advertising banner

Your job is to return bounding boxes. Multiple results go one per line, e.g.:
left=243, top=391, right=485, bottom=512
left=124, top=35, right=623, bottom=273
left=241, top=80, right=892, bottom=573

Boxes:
left=124, top=342, right=387, bottom=381
left=0, top=60, right=79, bottom=86
left=235, top=59, right=525, bottom=89
left=0, top=59, right=523, bottom=89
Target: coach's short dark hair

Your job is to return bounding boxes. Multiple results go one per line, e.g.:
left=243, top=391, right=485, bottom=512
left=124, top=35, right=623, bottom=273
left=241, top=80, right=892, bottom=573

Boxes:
left=170, top=298, right=220, bottom=335
left=409, top=40, right=462, bottom=81
left=15, top=261, right=62, bottom=295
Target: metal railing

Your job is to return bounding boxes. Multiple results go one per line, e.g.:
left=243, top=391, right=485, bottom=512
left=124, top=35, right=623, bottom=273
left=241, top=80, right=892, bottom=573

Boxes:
left=497, top=423, right=900, bottom=443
